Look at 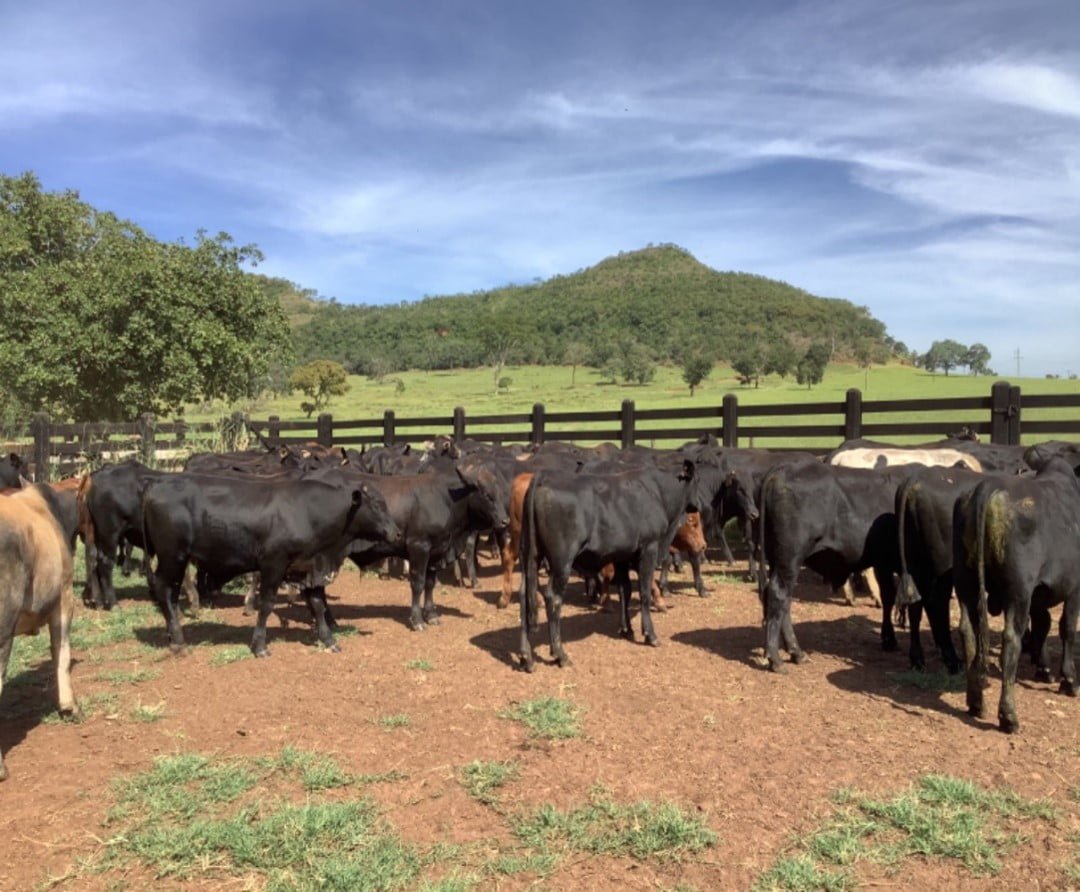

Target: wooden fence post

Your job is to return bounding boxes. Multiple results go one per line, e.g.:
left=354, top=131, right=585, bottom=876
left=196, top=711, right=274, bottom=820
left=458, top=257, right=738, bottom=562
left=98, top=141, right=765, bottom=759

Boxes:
left=844, top=389, right=862, bottom=441
left=267, top=415, right=281, bottom=448
left=30, top=412, right=51, bottom=483
left=990, top=380, right=1011, bottom=445
left=383, top=410, right=396, bottom=446
left=1008, top=385, right=1021, bottom=446
left=620, top=400, right=636, bottom=449
left=316, top=413, right=333, bottom=448
left=722, top=394, right=738, bottom=448
left=453, top=407, right=466, bottom=443
left=138, top=413, right=156, bottom=465
left=173, top=417, right=187, bottom=450
left=531, top=403, right=546, bottom=445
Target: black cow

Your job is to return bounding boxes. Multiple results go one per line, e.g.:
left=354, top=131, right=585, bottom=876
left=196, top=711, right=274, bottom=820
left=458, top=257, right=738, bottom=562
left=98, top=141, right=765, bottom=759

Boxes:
left=952, top=457, right=1080, bottom=733
left=894, top=466, right=987, bottom=673
left=517, top=460, right=695, bottom=671
left=313, top=457, right=511, bottom=631
left=757, top=461, right=913, bottom=673
left=0, top=453, right=29, bottom=488
left=80, top=461, right=173, bottom=609
left=141, top=471, right=400, bottom=656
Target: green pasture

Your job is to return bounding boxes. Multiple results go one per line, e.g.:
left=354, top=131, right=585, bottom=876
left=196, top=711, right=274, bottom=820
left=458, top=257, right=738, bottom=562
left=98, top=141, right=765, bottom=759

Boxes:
left=191, top=362, right=1079, bottom=450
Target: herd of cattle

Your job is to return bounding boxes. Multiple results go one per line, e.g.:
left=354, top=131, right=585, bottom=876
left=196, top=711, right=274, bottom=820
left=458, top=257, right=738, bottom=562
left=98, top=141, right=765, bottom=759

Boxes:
left=1, top=427, right=1078, bottom=780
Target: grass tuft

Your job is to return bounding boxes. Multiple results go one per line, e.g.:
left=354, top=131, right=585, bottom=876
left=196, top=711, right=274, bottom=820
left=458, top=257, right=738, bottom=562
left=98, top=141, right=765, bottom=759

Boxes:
left=130, top=701, right=167, bottom=723
left=378, top=714, right=411, bottom=731
left=460, top=760, right=519, bottom=806
left=209, top=645, right=254, bottom=667
left=887, top=669, right=966, bottom=693
left=407, top=658, right=434, bottom=671
left=499, top=697, right=582, bottom=740
left=94, top=667, right=162, bottom=686
left=755, top=775, right=1060, bottom=890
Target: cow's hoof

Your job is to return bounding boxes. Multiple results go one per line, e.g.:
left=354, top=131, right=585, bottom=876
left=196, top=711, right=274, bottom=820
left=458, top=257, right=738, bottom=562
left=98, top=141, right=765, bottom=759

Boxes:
left=967, top=702, right=985, bottom=719
left=169, top=643, right=186, bottom=656
left=768, top=662, right=789, bottom=675
left=698, top=589, right=710, bottom=599
left=620, top=629, right=634, bottom=641
left=882, top=638, right=898, bottom=653
left=496, top=598, right=509, bottom=610
left=556, top=653, right=572, bottom=668
left=58, top=705, right=81, bottom=723
left=791, top=650, right=807, bottom=664
left=323, top=642, right=342, bottom=654
left=998, top=714, right=1019, bottom=734
left=423, top=613, right=441, bottom=626
left=254, top=647, right=271, bottom=659
left=1059, top=679, right=1078, bottom=697
left=645, top=634, right=660, bottom=648
left=518, top=655, right=536, bottom=673
left=409, top=620, right=426, bottom=632
left=1035, top=667, right=1053, bottom=683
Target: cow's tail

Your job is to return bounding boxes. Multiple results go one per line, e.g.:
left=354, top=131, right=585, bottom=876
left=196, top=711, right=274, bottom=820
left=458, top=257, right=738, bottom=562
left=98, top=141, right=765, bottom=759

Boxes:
left=974, top=483, right=991, bottom=670
left=521, top=472, right=541, bottom=633
left=756, top=470, right=774, bottom=602
left=895, top=478, right=919, bottom=615
left=77, top=474, right=98, bottom=605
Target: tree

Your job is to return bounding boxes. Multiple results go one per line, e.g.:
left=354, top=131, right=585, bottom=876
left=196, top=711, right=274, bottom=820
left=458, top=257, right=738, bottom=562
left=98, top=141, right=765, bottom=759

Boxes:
left=922, top=339, right=966, bottom=376
left=563, top=341, right=590, bottom=388
left=854, top=337, right=889, bottom=391
left=288, top=360, right=350, bottom=417
left=0, top=172, right=289, bottom=421
left=763, top=338, right=798, bottom=380
left=619, top=340, right=656, bottom=385
left=963, top=343, right=991, bottom=375
left=731, top=344, right=765, bottom=388
left=796, top=342, right=830, bottom=389
left=681, top=352, right=714, bottom=396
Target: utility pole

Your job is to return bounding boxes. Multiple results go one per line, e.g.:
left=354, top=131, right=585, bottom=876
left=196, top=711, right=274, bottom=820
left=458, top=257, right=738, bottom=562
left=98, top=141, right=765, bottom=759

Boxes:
left=1013, top=347, right=1023, bottom=377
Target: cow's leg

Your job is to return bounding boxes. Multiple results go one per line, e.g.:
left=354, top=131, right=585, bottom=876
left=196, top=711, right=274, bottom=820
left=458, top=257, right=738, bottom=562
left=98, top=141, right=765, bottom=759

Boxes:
left=764, top=564, right=801, bottom=672
left=48, top=587, right=77, bottom=718
left=304, top=587, right=339, bottom=652
left=181, top=566, right=201, bottom=612
left=498, top=530, right=518, bottom=609
left=616, top=564, right=633, bottom=638
left=925, top=575, right=961, bottom=674
left=149, top=563, right=186, bottom=651
left=120, top=541, right=137, bottom=577
left=82, top=541, right=102, bottom=608
left=689, top=549, right=707, bottom=597
left=518, top=572, right=536, bottom=672
left=1029, top=604, right=1053, bottom=683
left=998, top=599, right=1028, bottom=733
left=96, top=538, right=119, bottom=610
left=638, top=548, right=661, bottom=647
left=841, top=578, right=856, bottom=606
left=407, top=548, right=429, bottom=631
left=907, top=600, right=926, bottom=671
left=658, top=558, right=672, bottom=597
left=875, top=567, right=898, bottom=652
left=1058, top=594, right=1078, bottom=697
left=956, top=592, right=985, bottom=719
left=864, top=570, right=883, bottom=609
left=743, top=518, right=759, bottom=583
left=718, top=524, right=736, bottom=567
left=243, top=572, right=259, bottom=616
left=464, top=531, right=479, bottom=589
left=0, top=630, right=11, bottom=780
left=422, top=564, right=441, bottom=626
left=544, top=566, right=570, bottom=667
left=251, top=571, right=284, bottom=658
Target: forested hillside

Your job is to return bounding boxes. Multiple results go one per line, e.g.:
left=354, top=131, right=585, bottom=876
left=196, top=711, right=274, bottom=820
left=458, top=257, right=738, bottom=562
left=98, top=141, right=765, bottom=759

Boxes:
left=291, top=244, right=894, bottom=373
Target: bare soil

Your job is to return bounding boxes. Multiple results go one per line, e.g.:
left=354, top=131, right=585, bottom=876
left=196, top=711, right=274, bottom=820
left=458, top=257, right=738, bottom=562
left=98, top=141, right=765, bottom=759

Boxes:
left=1, top=552, right=1077, bottom=890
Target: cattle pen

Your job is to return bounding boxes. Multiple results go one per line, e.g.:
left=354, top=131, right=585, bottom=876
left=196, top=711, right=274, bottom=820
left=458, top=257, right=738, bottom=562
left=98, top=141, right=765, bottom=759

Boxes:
left=12, top=379, right=1080, bottom=480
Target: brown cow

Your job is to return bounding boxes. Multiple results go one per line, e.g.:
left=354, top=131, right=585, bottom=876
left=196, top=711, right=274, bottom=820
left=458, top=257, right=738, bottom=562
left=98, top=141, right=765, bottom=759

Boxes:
left=0, top=485, right=78, bottom=780
left=497, top=472, right=534, bottom=609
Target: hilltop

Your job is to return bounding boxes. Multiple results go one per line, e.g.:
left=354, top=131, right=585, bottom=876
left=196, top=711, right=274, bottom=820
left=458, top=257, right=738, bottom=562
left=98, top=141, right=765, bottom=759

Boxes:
left=288, top=244, right=893, bottom=372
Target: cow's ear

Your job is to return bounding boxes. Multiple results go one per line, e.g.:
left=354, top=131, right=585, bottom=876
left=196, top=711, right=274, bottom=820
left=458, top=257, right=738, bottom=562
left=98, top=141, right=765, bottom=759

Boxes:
left=403, top=444, right=412, bottom=455
left=456, top=461, right=480, bottom=488
left=352, top=488, right=364, bottom=504
left=680, top=459, right=695, bottom=481
left=9, top=452, right=22, bottom=467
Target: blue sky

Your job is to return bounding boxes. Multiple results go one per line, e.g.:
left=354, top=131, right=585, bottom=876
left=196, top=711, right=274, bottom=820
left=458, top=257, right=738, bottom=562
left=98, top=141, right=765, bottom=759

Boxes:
left=3, top=0, right=1079, bottom=376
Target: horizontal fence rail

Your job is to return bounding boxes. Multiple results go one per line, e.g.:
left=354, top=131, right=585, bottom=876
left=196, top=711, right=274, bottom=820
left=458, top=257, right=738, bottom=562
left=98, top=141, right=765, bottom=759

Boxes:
left=10, top=380, right=1080, bottom=480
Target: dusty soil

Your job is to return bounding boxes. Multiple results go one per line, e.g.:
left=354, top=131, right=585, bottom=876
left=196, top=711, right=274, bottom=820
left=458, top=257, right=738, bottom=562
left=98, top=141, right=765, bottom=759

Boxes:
left=1, top=552, right=1077, bottom=890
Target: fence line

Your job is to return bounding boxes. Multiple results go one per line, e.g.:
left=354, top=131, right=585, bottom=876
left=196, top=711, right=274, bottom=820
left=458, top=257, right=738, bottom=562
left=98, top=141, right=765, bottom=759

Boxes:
left=13, top=380, right=1080, bottom=481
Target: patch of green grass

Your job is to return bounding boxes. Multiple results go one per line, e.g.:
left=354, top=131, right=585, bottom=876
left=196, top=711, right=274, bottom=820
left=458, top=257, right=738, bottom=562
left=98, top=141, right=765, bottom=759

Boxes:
left=95, top=750, right=435, bottom=889
left=483, top=852, right=560, bottom=877
left=94, top=667, right=162, bottom=686
left=407, top=658, right=434, bottom=671
left=39, top=690, right=120, bottom=724
left=499, top=697, right=582, bottom=740
left=378, top=714, right=411, bottom=731
left=130, top=701, right=166, bottom=723
left=272, top=746, right=353, bottom=792
left=418, top=873, right=479, bottom=892
left=68, top=602, right=162, bottom=651
left=887, top=669, right=966, bottom=693
left=754, top=775, right=1059, bottom=890
left=209, top=645, right=254, bottom=667
left=460, top=760, right=519, bottom=806
left=512, top=788, right=716, bottom=861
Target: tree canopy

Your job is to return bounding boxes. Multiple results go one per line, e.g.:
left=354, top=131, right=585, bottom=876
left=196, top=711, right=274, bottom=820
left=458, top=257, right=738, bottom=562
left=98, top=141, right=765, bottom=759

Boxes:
left=0, top=172, right=289, bottom=421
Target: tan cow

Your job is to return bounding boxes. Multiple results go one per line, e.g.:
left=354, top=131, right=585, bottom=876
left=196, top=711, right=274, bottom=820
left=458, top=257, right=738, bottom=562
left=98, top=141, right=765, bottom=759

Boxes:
left=0, top=485, right=78, bottom=780
left=829, top=447, right=982, bottom=473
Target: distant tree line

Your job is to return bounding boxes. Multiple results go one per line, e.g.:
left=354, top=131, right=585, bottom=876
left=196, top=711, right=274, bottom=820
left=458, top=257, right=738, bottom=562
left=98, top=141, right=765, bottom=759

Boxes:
left=917, top=340, right=993, bottom=376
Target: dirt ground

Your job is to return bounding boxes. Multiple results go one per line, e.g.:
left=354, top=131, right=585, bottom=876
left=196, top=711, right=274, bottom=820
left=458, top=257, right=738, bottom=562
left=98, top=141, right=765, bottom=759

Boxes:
left=1, top=550, right=1078, bottom=890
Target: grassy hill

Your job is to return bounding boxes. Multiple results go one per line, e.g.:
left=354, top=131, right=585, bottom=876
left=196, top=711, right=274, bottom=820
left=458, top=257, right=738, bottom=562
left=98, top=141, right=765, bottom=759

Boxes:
left=289, top=244, right=894, bottom=373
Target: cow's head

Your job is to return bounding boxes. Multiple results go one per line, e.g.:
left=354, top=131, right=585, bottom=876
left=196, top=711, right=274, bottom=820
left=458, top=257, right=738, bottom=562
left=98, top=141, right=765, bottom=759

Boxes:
left=349, top=482, right=401, bottom=545
left=456, top=459, right=510, bottom=531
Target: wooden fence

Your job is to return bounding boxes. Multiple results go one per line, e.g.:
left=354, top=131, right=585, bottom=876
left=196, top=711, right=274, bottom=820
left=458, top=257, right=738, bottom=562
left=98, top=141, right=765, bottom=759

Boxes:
left=14, top=380, right=1080, bottom=481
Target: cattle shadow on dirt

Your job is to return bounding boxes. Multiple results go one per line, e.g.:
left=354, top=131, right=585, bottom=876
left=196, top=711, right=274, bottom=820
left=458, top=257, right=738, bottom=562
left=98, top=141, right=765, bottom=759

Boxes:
left=0, top=659, right=72, bottom=766
left=130, top=614, right=369, bottom=652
